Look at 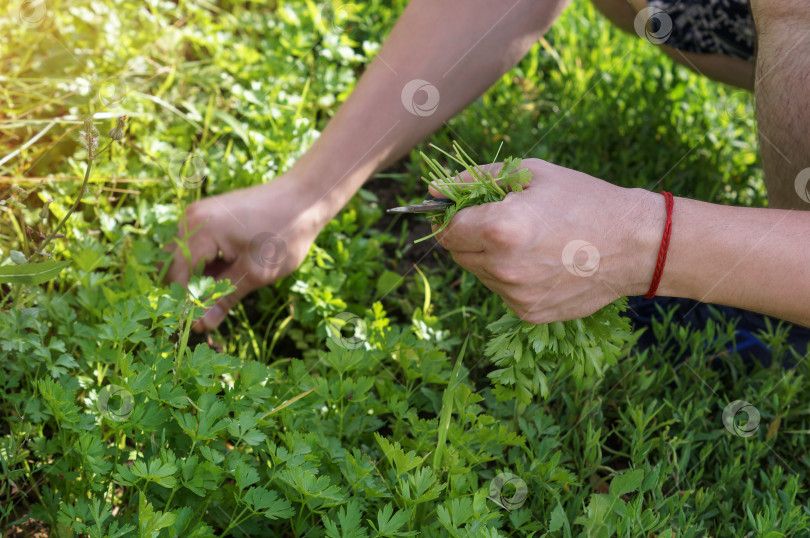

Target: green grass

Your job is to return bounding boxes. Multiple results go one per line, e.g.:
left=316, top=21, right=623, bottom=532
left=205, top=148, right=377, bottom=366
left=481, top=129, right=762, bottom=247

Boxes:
left=2, top=0, right=807, bottom=536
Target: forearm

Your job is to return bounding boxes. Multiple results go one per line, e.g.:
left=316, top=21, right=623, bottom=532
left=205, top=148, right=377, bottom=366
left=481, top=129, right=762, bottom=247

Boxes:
left=635, top=195, right=810, bottom=327
left=291, top=0, right=570, bottom=218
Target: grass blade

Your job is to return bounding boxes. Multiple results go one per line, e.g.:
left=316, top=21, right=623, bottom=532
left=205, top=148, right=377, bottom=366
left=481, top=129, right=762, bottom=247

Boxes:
left=433, top=334, right=469, bottom=471
left=0, top=260, right=71, bottom=285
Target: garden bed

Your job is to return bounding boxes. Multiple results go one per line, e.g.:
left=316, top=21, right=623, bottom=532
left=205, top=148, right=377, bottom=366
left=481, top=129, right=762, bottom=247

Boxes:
left=2, top=1, right=807, bottom=536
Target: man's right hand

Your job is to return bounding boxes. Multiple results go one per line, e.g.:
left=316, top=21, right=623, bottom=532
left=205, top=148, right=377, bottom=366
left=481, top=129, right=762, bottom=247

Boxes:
left=166, top=173, right=327, bottom=331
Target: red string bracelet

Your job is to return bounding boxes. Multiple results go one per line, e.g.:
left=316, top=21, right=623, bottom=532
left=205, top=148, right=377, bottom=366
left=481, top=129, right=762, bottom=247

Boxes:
left=644, top=191, right=674, bottom=299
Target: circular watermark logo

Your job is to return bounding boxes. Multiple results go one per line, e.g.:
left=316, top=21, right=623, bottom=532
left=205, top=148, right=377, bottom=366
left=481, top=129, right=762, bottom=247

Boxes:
left=97, top=384, right=134, bottom=422
left=562, top=240, right=600, bottom=278
left=488, top=472, right=528, bottom=511
left=168, top=151, right=207, bottom=189
left=401, top=79, right=440, bottom=117
left=249, top=232, right=288, bottom=269
left=794, top=168, right=810, bottom=204
left=321, top=2, right=356, bottom=34
left=721, top=91, right=752, bottom=123
left=634, top=7, right=672, bottom=45
left=98, top=78, right=129, bottom=109
left=327, top=312, right=367, bottom=350
left=9, top=0, right=47, bottom=28
left=722, top=400, right=760, bottom=437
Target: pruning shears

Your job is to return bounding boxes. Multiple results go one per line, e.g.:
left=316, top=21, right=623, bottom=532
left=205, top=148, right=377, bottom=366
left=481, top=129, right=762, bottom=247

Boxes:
left=386, top=197, right=454, bottom=215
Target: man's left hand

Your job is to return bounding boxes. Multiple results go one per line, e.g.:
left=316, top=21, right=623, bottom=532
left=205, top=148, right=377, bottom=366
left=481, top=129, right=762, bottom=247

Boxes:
left=430, top=158, right=662, bottom=323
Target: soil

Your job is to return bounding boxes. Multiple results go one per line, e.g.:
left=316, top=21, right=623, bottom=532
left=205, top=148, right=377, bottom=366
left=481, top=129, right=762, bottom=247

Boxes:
left=362, top=158, right=447, bottom=273
left=3, top=518, right=49, bottom=538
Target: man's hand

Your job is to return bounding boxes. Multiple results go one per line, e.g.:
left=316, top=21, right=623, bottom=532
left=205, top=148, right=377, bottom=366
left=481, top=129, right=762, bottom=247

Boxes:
left=430, top=159, right=662, bottom=323
left=166, top=174, right=327, bottom=331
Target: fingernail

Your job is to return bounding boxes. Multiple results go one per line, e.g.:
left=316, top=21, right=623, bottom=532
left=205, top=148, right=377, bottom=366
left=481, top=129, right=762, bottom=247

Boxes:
left=203, top=305, right=226, bottom=328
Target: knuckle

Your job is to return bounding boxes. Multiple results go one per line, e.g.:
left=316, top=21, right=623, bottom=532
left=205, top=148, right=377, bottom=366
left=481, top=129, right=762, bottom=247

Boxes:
left=524, top=313, right=547, bottom=325
left=245, top=251, right=299, bottom=285
left=488, top=265, right=519, bottom=284
left=185, top=201, right=211, bottom=224
left=513, top=307, right=531, bottom=322
left=243, top=262, right=270, bottom=286
left=482, top=215, right=529, bottom=250
left=482, top=219, right=514, bottom=247
left=509, top=294, right=548, bottom=321
left=514, top=307, right=548, bottom=325
left=523, top=157, right=545, bottom=169
left=185, top=201, right=202, bottom=217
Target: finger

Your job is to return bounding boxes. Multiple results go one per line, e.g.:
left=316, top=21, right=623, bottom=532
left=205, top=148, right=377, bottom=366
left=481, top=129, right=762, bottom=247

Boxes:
left=193, top=261, right=255, bottom=332
left=472, top=271, right=507, bottom=296
left=170, top=218, right=234, bottom=287
left=166, top=237, right=191, bottom=287
left=466, top=161, right=503, bottom=181
left=433, top=205, right=488, bottom=252
left=448, top=250, right=486, bottom=273
left=187, top=230, right=226, bottom=272
left=166, top=205, right=216, bottom=280
left=167, top=233, right=220, bottom=288
left=166, top=215, right=207, bottom=286
left=427, top=182, right=445, bottom=199
left=502, top=297, right=526, bottom=319
left=427, top=161, right=506, bottom=198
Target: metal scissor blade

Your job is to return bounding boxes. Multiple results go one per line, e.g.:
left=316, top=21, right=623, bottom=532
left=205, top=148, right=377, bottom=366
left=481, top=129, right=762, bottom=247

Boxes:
left=387, top=198, right=454, bottom=214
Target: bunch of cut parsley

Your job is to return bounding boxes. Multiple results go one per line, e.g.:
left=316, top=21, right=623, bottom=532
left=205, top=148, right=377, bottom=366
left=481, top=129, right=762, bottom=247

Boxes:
left=417, top=143, right=633, bottom=406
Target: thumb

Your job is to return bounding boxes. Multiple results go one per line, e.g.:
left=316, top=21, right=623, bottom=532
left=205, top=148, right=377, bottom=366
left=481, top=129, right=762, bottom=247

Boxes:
left=427, top=162, right=506, bottom=198
left=427, top=182, right=444, bottom=198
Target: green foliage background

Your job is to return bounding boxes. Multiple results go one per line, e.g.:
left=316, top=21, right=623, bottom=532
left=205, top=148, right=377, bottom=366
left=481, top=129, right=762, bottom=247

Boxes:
left=2, top=0, right=808, bottom=536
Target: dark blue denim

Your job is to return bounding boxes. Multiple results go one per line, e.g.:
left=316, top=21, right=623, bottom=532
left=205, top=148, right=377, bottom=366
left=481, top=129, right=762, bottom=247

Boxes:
left=626, top=296, right=810, bottom=369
